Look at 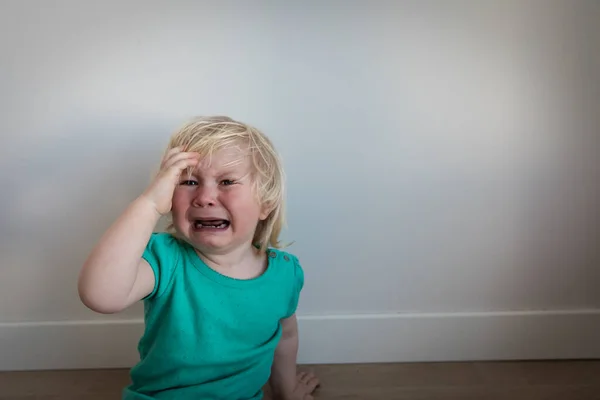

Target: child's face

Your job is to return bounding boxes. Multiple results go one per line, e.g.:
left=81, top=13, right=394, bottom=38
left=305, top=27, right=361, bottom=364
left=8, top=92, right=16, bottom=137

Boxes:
left=171, top=145, right=269, bottom=254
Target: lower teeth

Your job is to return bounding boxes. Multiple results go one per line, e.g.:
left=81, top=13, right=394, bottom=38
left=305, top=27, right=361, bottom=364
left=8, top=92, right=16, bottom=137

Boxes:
left=196, top=223, right=227, bottom=229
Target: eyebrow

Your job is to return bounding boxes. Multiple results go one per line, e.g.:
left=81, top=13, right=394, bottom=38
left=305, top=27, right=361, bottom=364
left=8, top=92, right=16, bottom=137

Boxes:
left=185, top=166, right=249, bottom=178
left=217, top=169, right=250, bottom=180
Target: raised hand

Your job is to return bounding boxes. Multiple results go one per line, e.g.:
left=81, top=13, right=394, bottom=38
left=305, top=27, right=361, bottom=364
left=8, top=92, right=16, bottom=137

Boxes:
left=141, top=146, right=200, bottom=215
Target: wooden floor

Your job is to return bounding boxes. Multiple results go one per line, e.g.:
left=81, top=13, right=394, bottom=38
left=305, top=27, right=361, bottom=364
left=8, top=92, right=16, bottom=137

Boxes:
left=1, top=360, right=600, bottom=399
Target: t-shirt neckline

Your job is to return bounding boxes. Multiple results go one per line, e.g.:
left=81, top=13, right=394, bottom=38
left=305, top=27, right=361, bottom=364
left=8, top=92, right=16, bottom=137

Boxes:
left=183, top=242, right=276, bottom=288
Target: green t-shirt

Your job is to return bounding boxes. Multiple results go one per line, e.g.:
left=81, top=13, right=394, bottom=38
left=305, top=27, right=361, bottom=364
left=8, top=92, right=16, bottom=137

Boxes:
left=122, top=233, right=304, bottom=400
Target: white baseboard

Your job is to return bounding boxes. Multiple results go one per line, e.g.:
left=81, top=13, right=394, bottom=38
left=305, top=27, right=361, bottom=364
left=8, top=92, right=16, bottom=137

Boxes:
left=1, top=310, right=599, bottom=371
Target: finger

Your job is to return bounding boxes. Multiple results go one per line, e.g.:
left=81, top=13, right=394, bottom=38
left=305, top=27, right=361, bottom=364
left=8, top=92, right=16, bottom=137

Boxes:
left=160, top=146, right=184, bottom=166
left=304, top=379, right=319, bottom=392
left=166, top=145, right=184, bottom=156
left=297, top=371, right=307, bottom=379
left=161, top=146, right=196, bottom=166
left=300, top=372, right=314, bottom=384
left=164, top=157, right=200, bottom=179
left=306, top=376, right=320, bottom=391
left=305, top=395, right=314, bottom=400
left=162, top=159, right=198, bottom=182
left=162, top=152, right=199, bottom=170
left=163, top=150, right=198, bottom=166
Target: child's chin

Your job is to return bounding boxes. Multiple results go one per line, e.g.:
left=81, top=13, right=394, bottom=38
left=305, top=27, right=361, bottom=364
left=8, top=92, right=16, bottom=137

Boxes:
left=187, top=233, right=230, bottom=248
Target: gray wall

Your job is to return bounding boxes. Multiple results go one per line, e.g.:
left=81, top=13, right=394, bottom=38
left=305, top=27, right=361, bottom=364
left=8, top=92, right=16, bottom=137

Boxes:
left=1, top=1, right=598, bottom=328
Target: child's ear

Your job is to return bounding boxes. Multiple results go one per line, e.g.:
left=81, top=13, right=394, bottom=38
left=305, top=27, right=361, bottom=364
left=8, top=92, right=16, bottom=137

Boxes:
left=259, top=202, right=274, bottom=221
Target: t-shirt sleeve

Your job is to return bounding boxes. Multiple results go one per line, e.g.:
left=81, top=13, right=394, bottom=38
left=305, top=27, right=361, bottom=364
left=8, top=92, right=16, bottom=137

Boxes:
left=285, top=255, right=305, bottom=318
left=142, top=232, right=181, bottom=300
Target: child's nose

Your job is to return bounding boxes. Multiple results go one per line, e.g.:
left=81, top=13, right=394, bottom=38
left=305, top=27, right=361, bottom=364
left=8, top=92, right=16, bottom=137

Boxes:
left=192, top=185, right=217, bottom=207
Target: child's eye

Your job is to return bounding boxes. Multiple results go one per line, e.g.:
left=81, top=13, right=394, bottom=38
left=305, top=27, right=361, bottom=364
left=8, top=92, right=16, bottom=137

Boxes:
left=180, top=180, right=198, bottom=186
left=220, top=179, right=236, bottom=186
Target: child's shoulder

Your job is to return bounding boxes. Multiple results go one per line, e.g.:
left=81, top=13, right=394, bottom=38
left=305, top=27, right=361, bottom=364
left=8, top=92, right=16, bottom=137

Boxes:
left=265, top=247, right=304, bottom=280
left=265, top=248, right=305, bottom=316
left=266, top=247, right=300, bottom=265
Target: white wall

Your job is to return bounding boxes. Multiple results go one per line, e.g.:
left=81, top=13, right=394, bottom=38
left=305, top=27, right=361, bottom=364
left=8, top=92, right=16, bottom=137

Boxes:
left=1, top=0, right=599, bottom=370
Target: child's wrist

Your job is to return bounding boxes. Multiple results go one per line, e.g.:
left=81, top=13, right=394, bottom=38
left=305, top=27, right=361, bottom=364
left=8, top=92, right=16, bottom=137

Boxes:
left=133, top=195, right=163, bottom=221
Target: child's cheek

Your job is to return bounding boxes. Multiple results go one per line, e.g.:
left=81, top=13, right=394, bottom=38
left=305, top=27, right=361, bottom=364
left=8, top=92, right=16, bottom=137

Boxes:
left=171, top=189, right=190, bottom=213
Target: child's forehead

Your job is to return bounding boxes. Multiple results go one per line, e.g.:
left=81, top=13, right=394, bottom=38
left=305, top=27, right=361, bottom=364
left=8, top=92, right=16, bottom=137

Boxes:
left=194, top=145, right=251, bottom=171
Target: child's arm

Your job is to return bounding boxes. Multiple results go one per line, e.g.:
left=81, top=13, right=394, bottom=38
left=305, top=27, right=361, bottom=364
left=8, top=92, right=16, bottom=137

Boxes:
left=77, top=147, right=199, bottom=314
left=270, top=315, right=299, bottom=397
left=270, top=314, right=319, bottom=400
left=77, top=197, right=160, bottom=313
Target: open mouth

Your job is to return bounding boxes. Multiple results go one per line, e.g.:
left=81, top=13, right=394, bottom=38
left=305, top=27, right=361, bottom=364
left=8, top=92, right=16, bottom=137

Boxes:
left=193, top=219, right=230, bottom=230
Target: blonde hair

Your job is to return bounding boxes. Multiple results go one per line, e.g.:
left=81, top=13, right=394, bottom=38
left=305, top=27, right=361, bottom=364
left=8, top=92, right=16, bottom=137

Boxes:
left=163, top=115, right=286, bottom=252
